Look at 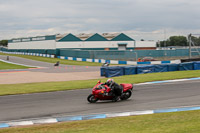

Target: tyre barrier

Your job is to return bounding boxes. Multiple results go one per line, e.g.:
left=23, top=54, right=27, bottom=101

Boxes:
left=101, top=61, right=200, bottom=77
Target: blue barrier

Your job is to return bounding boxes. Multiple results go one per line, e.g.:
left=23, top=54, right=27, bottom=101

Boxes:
left=124, top=66, right=137, bottom=75
left=100, top=67, right=107, bottom=76
left=118, top=61, right=127, bottom=64
left=154, top=64, right=168, bottom=73
left=137, top=62, right=151, bottom=65
left=179, top=62, right=194, bottom=71
left=194, top=61, right=200, bottom=70
left=0, top=123, right=10, bottom=128
left=102, top=61, right=200, bottom=77
left=105, top=67, right=124, bottom=77
left=137, top=65, right=155, bottom=74
left=168, top=64, right=179, bottom=71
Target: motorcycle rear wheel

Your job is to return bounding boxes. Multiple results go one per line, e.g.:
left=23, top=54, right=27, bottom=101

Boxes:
left=120, top=90, right=132, bottom=100
left=87, top=94, right=99, bottom=103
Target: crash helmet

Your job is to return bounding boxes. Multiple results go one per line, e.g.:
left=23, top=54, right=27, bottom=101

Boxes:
left=106, top=78, right=114, bottom=85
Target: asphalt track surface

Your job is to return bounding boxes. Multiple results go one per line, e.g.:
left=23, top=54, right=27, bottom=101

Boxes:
left=0, top=55, right=102, bottom=84
left=0, top=55, right=101, bottom=73
left=0, top=55, right=200, bottom=123
left=0, top=80, right=200, bottom=122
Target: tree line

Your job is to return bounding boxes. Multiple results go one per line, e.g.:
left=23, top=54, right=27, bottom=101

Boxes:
left=0, top=40, right=8, bottom=47
left=157, top=35, right=200, bottom=47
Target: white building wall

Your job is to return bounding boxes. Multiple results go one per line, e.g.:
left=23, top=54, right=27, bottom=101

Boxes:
left=56, top=41, right=134, bottom=49
left=56, top=41, right=109, bottom=49
left=110, top=41, right=135, bottom=48
left=135, top=41, right=156, bottom=47
left=8, top=40, right=136, bottom=50
left=56, top=42, right=83, bottom=48
left=8, top=40, right=56, bottom=49
left=83, top=41, right=110, bottom=48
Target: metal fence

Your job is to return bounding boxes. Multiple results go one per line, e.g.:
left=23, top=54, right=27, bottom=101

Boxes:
left=1, top=47, right=200, bottom=60
left=59, top=49, right=200, bottom=60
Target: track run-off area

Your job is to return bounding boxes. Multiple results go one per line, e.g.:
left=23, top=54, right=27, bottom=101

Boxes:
left=0, top=55, right=200, bottom=124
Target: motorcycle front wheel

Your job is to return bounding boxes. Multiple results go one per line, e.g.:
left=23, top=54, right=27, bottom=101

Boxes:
left=87, top=94, right=99, bottom=103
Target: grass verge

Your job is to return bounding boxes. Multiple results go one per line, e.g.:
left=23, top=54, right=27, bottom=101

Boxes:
left=0, top=110, right=200, bottom=133
left=0, top=61, right=31, bottom=70
left=0, top=53, right=102, bottom=66
left=0, top=70, right=200, bottom=96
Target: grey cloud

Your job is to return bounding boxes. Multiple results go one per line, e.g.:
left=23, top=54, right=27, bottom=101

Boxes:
left=0, top=0, right=200, bottom=40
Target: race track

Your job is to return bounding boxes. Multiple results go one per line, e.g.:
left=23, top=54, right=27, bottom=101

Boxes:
left=0, top=79, right=200, bottom=122
left=0, top=55, right=200, bottom=123
left=0, top=55, right=101, bottom=73
left=0, top=55, right=102, bottom=84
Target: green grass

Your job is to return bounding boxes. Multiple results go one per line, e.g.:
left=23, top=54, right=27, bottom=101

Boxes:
left=0, top=53, right=102, bottom=66
left=0, top=70, right=200, bottom=96
left=0, top=61, right=31, bottom=70
left=1, top=110, right=200, bottom=133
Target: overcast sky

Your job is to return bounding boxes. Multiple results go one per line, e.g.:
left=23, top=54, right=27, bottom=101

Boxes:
left=0, top=0, right=200, bottom=41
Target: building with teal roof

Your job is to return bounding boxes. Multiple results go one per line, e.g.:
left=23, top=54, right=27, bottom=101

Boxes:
left=56, top=33, right=136, bottom=50
left=8, top=35, right=56, bottom=50
left=7, top=33, right=156, bottom=51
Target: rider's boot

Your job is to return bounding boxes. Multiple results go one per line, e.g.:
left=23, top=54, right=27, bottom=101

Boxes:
left=112, top=95, right=120, bottom=102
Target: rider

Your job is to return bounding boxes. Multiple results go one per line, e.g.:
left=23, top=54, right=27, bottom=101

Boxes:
left=105, top=79, right=123, bottom=101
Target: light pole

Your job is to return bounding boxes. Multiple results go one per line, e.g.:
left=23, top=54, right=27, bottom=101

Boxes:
left=188, top=34, right=192, bottom=59
left=134, top=52, right=138, bottom=62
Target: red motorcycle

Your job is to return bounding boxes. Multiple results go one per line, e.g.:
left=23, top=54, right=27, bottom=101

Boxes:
left=87, top=81, right=133, bottom=103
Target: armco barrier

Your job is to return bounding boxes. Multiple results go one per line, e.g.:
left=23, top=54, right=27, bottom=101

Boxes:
left=1, top=51, right=55, bottom=58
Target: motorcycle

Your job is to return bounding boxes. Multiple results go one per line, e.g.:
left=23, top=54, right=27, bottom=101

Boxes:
left=87, top=80, right=133, bottom=103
